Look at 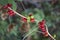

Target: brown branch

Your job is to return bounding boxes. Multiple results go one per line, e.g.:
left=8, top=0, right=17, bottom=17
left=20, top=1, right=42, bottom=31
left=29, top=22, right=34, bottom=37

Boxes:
left=8, top=7, right=26, bottom=18
left=45, top=24, right=56, bottom=40
left=35, top=20, right=56, bottom=40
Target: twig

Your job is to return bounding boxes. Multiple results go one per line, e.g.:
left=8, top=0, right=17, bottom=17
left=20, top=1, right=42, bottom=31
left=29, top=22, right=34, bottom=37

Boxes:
left=8, top=7, right=26, bottom=18
left=37, top=31, right=43, bottom=34
left=45, top=24, right=56, bottom=40
left=35, top=20, right=56, bottom=40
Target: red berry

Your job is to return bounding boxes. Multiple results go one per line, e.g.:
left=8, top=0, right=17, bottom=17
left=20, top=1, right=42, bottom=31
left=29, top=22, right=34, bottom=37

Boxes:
left=41, top=29, right=46, bottom=33
left=7, top=10, right=15, bottom=16
left=7, top=3, right=12, bottom=7
left=29, top=13, right=32, bottom=17
left=22, top=17, right=27, bottom=22
left=30, top=18, right=35, bottom=23
left=38, top=20, right=48, bottom=36
left=38, top=20, right=45, bottom=28
left=39, top=20, right=45, bottom=25
left=42, top=20, right=45, bottom=24
left=40, top=25, right=44, bottom=27
left=39, top=26, right=45, bottom=31
left=38, top=22, right=44, bottom=28
left=41, top=28, right=45, bottom=31
left=44, top=32, right=48, bottom=37
left=3, top=3, right=12, bottom=9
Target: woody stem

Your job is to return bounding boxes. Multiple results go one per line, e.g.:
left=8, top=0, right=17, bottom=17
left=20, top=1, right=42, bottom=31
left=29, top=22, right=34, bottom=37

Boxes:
left=45, top=24, right=56, bottom=40
left=8, top=7, right=26, bottom=18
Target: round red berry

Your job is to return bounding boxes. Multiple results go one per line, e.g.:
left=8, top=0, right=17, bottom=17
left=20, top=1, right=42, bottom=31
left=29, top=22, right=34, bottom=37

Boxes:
left=44, top=32, right=48, bottom=37
left=22, top=17, right=27, bottom=22
left=3, top=3, right=12, bottom=9
left=38, top=19, right=48, bottom=37
left=30, top=18, right=35, bottom=23
left=42, top=20, right=45, bottom=24
left=29, top=13, right=32, bottom=17
left=7, top=10, right=15, bottom=16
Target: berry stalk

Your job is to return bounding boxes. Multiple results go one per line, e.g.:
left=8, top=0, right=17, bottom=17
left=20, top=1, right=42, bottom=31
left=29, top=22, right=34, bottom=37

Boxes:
left=8, top=7, right=26, bottom=18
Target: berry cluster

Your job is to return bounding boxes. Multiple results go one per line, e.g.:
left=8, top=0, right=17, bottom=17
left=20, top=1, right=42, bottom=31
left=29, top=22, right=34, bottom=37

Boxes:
left=22, top=14, right=35, bottom=23
left=3, top=3, right=15, bottom=16
left=22, top=17, right=27, bottom=22
left=38, top=20, right=48, bottom=37
left=3, top=3, right=12, bottom=9
left=29, top=14, right=35, bottom=23
left=30, top=17, right=35, bottom=23
left=7, top=9, right=15, bottom=16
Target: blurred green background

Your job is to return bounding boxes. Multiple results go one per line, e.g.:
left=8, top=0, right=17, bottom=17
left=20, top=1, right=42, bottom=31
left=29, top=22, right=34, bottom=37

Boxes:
left=0, top=0, right=60, bottom=40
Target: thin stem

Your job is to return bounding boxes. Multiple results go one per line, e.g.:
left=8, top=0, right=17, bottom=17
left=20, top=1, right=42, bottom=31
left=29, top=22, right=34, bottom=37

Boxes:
left=45, top=24, right=56, bottom=40
left=35, top=19, right=56, bottom=40
left=37, top=31, right=43, bottom=33
left=8, top=7, right=26, bottom=18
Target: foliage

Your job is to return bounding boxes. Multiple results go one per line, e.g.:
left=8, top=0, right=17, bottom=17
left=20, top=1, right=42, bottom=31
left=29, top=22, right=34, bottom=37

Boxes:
left=0, top=0, right=60, bottom=40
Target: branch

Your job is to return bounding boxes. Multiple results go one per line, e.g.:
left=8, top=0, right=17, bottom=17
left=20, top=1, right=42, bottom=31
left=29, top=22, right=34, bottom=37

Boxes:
left=45, top=24, right=56, bottom=40
left=35, top=20, right=56, bottom=40
left=8, top=7, right=26, bottom=18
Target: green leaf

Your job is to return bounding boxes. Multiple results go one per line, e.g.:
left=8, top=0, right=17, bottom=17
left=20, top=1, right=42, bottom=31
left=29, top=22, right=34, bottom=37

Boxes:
left=12, top=1, right=17, bottom=10
left=21, top=8, right=45, bottom=23
left=0, top=0, right=8, bottom=5
left=0, top=21, right=8, bottom=34
left=8, top=0, right=17, bottom=10
left=34, top=8, right=45, bottom=22
left=21, top=9, right=33, bottom=17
